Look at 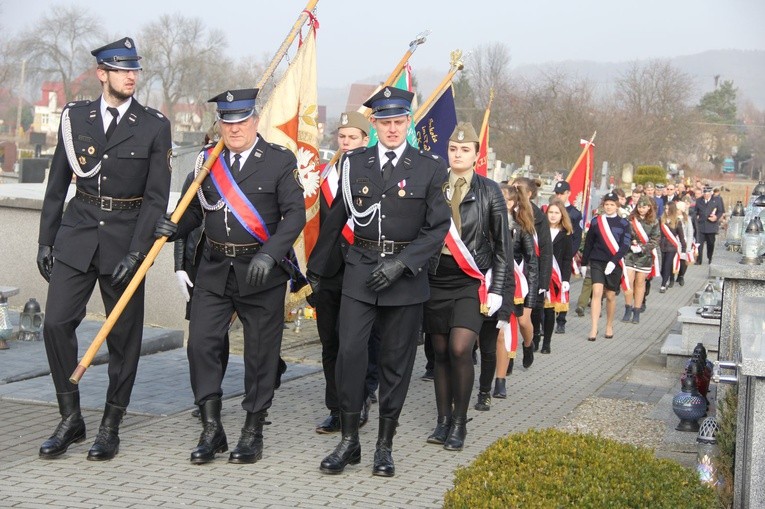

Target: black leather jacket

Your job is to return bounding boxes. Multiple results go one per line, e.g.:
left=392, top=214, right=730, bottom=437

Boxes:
left=429, top=173, right=509, bottom=294
left=497, top=221, right=539, bottom=320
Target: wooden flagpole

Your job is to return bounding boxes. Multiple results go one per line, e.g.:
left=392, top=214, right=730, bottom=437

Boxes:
left=478, top=88, right=494, bottom=139
left=413, top=50, right=464, bottom=124
left=70, top=0, right=320, bottom=384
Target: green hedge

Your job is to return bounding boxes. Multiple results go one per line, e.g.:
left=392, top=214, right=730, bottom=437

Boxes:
left=634, top=165, right=667, bottom=186
left=444, top=429, right=716, bottom=509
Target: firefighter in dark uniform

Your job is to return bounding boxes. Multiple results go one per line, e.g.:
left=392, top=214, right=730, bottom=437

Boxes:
left=36, top=37, right=172, bottom=461
left=308, top=86, right=450, bottom=477
left=155, top=88, right=305, bottom=465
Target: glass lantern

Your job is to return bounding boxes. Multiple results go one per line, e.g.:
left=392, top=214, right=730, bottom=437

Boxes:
left=696, top=417, right=720, bottom=486
left=726, top=200, right=746, bottom=248
left=741, top=219, right=762, bottom=264
left=18, top=298, right=44, bottom=341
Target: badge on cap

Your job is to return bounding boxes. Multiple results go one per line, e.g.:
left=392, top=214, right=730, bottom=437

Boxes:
left=457, top=130, right=465, bottom=141
left=124, top=39, right=132, bottom=49
left=341, top=113, right=348, bottom=126
left=383, top=88, right=391, bottom=98
left=226, top=91, right=234, bottom=102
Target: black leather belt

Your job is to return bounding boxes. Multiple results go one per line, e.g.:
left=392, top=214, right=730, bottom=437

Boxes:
left=353, top=236, right=410, bottom=255
left=75, top=190, right=143, bottom=211
left=207, top=239, right=261, bottom=257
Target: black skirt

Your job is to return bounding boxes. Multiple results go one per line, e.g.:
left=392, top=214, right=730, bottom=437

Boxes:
left=589, top=259, right=623, bottom=295
left=424, top=255, right=483, bottom=334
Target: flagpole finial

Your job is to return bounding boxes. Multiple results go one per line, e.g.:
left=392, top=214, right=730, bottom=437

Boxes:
left=409, top=29, right=430, bottom=52
left=450, top=50, right=464, bottom=71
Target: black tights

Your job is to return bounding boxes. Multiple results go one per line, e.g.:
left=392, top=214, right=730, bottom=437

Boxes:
left=543, top=307, right=555, bottom=344
left=477, top=321, right=499, bottom=393
left=432, top=327, right=478, bottom=419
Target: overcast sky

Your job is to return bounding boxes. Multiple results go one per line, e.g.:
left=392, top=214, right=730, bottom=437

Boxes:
left=5, top=0, right=765, bottom=88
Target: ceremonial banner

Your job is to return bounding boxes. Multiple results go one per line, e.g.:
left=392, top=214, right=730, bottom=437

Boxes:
left=258, top=19, right=320, bottom=265
left=566, top=138, right=594, bottom=229
left=475, top=101, right=491, bottom=176
left=414, top=85, right=457, bottom=160
left=368, top=64, right=419, bottom=148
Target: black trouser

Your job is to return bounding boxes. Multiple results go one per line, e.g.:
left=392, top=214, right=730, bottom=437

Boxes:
left=476, top=320, right=499, bottom=393
left=44, top=259, right=145, bottom=407
left=543, top=307, right=556, bottom=343
left=531, top=299, right=544, bottom=337
left=678, top=259, right=688, bottom=278
left=660, top=250, right=677, bottom=286
left=336, top=297, right=422, bottom=421
left=188, top=268, right=284, bottom=414
left=697, top=232, right=717, bottom=262
left=316, top=271, right=343, bottom=411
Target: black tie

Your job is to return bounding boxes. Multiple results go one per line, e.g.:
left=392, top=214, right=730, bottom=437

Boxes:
left=105, top=107, right=119, bottom=140
left=231, top=153, right=241, bottom=173
left=382, top=150, right=396, bottom=183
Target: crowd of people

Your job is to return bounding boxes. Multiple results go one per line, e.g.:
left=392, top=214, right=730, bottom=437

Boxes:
left=33, top=35, right=725, bottom=478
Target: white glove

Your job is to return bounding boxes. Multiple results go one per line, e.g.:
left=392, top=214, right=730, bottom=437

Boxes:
left=539, top=288, right=546, bottom=295
left=630, top=244, right=642, bottom=253
left=175, top=270, right=194, bottom=302
left=580, top=266, right=587, bottom=278
left=496, top=320, right=509, bottom=330
left=544, top=290, right=551, bottom=301
left=562, top=281, right=570, bottom=293
left=487, top=293, right=503, bottom=316
left=605, top=261, right=616, bottom=275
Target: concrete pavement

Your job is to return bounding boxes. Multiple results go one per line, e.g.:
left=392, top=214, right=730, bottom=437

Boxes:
left=0, top=254, right=716, bottom=508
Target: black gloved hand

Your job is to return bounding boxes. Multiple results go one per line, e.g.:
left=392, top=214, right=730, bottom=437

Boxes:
left=37, top=245, right=54, bottom=282
left=111, top=251, right=146, bottom=289
left=306, top=270, right=321, bottom=295
left=154, top=213, right=178, bottom=239
left=366, top=258, right=406, bottom=292
left=246, top=253, right=277, bottom=287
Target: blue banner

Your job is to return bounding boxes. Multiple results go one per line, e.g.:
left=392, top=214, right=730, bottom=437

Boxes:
left=415, top=86, right=457, bottom=161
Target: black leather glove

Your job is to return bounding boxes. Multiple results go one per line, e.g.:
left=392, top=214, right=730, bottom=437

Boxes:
left=246, top=253, right=277, bottom=287
left=306, top=270, right=321, bottom=295
left=366, top=258, right=406, bottom=292
left=154, top=213, right=178, bottom=239
left=111, top=251, right=146, bottom=289
left=37, top=245, right=54, bottom=282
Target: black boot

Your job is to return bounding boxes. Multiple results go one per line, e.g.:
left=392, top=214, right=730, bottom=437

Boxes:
left=522, top=344, right=534, bottom=368
left=631, top=308, right=641, bottom=324
left=359, top=396, right=371, bottom=428
left=532, top=333, right=541, bottom=352
left=541, top=337, right=551, bottom=354
left=229, top=410, right=266, bottom=464
left=373, top=417, right=397, bottom=477
left=621, top=305, right=633, bottom=323
left=474, top=391, right=491, bottom=411
left=87, top=403, right=125, bottom=461
left=315, top=410, right=341, bottom=434
left=492, top=378, right=506, bottom=399
left=320, top=412, right=361, bottom=474
left=190, top=398, right=228, bottom=464
left=443, top=416, right=467, bottom=451
left=39, top=391, right=86, bottom=459
left=426, top=416, right=452, bottom=444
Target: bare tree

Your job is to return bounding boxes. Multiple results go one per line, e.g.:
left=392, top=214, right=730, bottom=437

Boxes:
left=466, top=42, right=512, bottom=111
left=14, top=4, right=104, bottom=102
left=139, top=13, right=227, bottom=128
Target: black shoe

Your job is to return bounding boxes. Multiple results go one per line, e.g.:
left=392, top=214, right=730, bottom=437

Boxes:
left=274, top=357, right=287, bottom=389
left=555, top=323, right=565, bottom=334
left=316, top=411, right=341, bottom=434
left=359, top=397, right=371, bottom=428
left=493, top=378, right=506, bottom=399
left=631, top=309, right=641, bottom=324
left=474, top=391, right=491, bottom=411
left=522, top=344, right=534, bottom=368
left=540, top=339, right=551, bottom=354
left=320, top=412, right=361, bottom=474
left=372, top=418, right=397, bottom=477
left=668, top=280, right=674, bottom=288
left=532, top=334, right=540, bottom=352
left=575, top=306, right=585, bottom=317
left=39, top=392, right=86, bottom=459
left=426, top=416, right=451, bottom=444
left=420, top=369, right=434, bottom=381
left=87, top=403, right=125, bottom=461
left=190, top=398, right=228, bottom=464
left=229, top=411, right=266, bottom=464
left=443, top=417, right=467, bottom=451
left=677, top=276, right=685, bottom=286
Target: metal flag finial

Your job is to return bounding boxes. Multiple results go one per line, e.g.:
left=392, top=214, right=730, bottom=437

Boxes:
left=409, top=29, right=430, bottom=53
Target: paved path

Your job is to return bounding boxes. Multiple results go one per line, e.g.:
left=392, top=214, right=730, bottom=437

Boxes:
left=0, top=255, right=715, bottom=508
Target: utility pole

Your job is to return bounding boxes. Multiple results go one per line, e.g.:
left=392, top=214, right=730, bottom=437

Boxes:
left=15, top=59, right=26, bottom=142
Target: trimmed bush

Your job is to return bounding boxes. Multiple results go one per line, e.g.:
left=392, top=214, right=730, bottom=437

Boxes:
left=444, top=429, right=715, bottom=509
left=634, top=165, right=667, bottom=186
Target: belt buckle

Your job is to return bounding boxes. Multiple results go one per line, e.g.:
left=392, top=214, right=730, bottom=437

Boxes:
left=224, top=243, right=237, bottom=257
left=382, top=240, right=395, bottom=255
left=100, top=196, right=113, bottom=211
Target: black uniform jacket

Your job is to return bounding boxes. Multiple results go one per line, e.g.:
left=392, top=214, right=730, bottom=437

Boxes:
left=551, top=229, right=573, bottom=284
left=694, top=195, right=725, bottom=235
left=429, top=172, right=508, bottom=294
left=308, top=144, right=450, bottom=306
left=175, top=137, right=305, bottom=297
left=39, top=97, right=172, bottom=274
left=316, top=162, right=349, bottom=280
left=533, top=203, right=553, bottom=291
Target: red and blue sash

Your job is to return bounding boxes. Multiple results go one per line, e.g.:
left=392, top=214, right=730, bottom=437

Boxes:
left=206, top=150, right=270, bottom=243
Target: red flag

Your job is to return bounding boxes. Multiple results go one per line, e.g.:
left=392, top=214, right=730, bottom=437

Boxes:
left=475, top=102, right=491, bottom=176
left=566, top=135, right=595, bottom=227
left=258, top=17, right=319, bottom=267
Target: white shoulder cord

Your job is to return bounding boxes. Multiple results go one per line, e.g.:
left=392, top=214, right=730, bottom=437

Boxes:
left=61, top=108, right=101, bottom=179
left=195, top=151, right=225, bottom=211
left=340, top=154, right=382, bottom=242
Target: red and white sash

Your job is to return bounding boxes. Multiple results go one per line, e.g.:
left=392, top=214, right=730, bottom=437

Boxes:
left=631, top=217, right=660, bottom=278
left=596, top=215, right=630, bottom=291
left=444, top=219, right=489, bottom=312
left=660, top=222, right=682, bottom=273
left=502, top=314, right=519, bottom=354
left=320, top=162, right=354, bottom=244
left=514, top=259, right=529, bottom=304
left=550, top=256, right=568, bottom=304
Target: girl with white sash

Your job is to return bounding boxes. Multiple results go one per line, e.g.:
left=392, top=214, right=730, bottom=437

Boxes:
left=622, top=195, right=659, bottom=324
left=541, top=199, right=573, bottom=354
left=659, top=201, right=686, bottom=292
